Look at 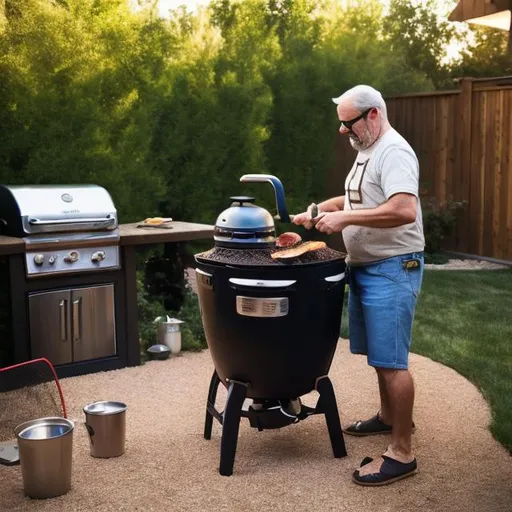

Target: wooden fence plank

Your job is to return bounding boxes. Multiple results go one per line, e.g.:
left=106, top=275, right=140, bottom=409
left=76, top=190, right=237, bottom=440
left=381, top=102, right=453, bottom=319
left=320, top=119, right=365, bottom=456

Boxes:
left=494, top=90, right=505, bottom=258
left=469, top=90, right=484, bottom=255
left=483, top=91, right=497, bottom=258
left=505, top=92, right=512, bottom=259
left=438, top=96, right=448, bottom=203
left=458, top=79, right=473, bottom=253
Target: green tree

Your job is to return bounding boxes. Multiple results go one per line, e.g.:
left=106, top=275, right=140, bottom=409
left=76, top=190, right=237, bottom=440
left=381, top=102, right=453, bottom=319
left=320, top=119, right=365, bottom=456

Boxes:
left=0, top=0, right=168, bottom=221
left=452, top=26, right=511, bottom=78
left=148, top=1, right=278, bottom=224
left=383, top=0, right=458, bottom=90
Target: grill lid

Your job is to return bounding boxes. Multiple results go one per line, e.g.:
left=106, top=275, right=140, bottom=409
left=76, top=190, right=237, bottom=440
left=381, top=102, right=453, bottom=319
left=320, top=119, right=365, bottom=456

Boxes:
left=214, top=196, right=275, bottom=248
left=213, top=175, right=291, bottom=249
left=0, top=184, right=118, bottom=237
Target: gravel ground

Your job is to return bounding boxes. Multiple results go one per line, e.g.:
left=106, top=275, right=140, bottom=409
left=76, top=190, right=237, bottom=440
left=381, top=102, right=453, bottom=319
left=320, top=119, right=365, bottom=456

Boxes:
left=2, top=343, right=511, bottom=512
left=425, top=259, right=510, bottom=271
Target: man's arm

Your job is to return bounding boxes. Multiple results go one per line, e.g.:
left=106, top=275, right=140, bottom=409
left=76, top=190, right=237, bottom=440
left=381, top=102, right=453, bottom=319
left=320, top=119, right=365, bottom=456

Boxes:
left=315, top=193, right=417, bottom=233
left=318, top=196, right=345, bottom=212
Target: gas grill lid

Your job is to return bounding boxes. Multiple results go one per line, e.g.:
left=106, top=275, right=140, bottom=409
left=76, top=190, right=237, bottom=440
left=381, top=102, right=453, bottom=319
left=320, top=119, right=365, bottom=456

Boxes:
left=0, top=184, right=118, bottom=237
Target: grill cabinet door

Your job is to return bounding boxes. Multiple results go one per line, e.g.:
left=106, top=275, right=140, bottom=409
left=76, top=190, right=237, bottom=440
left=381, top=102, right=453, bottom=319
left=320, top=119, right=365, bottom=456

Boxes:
left=29, top=289, right=73, bottom=365
left=71, top=284, right=116, bottom=362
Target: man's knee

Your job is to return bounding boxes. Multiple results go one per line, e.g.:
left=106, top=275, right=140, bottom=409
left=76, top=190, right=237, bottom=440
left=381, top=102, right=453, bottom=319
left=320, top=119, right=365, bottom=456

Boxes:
left=375, top=367, right=409, bottom=384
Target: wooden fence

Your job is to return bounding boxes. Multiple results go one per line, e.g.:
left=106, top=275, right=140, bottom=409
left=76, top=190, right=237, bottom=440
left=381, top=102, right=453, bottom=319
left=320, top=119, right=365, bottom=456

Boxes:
left=327, top=77, right=512, bottom=262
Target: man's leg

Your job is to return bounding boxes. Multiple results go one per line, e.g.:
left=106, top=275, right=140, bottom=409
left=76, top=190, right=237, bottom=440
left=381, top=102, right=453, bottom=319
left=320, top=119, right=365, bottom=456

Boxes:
left=381, top=368, right=415, bottom=460
left=377, top=370, right=393, bottom=425
left=351, top=254, right=423, bottom=484
left=358, top=368, right=415, bottom=478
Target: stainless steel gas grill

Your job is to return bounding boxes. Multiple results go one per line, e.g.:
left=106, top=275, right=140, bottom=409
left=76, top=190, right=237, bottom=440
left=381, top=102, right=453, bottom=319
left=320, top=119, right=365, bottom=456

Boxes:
left=0, top=184, right=134, bottom=378
left=0, top=185, right=120, bottom=278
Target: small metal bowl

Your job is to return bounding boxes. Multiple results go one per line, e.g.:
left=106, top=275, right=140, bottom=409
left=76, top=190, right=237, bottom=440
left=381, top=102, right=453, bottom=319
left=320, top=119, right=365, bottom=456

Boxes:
left=147, top=344, right=171, bottom=360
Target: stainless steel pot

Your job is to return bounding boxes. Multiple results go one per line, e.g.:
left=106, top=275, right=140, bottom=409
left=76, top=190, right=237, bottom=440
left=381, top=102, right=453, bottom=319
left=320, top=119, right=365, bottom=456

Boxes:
left=83, top=401, right=127, bottom=458
left=14, top=417, right=74, bottom=499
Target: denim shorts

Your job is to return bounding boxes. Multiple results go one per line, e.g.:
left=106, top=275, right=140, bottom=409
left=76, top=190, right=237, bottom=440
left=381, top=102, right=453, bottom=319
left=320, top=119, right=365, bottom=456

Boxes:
left=346, top=252, right=424, bottom=369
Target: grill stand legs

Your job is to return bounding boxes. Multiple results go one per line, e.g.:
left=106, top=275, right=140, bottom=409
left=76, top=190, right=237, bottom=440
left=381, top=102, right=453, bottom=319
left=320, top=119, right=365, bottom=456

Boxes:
left=219, top=379, right=248, bottom=476
left=204, top=370, right=248, bottom=476
left=204, top=370, right=221, bottom=440
left=314, top=375, right=347, bottom=458
left=203, top=370, right=347, bottom=476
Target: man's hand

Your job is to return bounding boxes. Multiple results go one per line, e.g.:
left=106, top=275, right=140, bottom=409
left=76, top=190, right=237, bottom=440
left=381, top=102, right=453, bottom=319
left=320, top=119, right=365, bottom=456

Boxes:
left=291, top=203, right=324, bottom=230
left=315, top=211, right=349, bottom=235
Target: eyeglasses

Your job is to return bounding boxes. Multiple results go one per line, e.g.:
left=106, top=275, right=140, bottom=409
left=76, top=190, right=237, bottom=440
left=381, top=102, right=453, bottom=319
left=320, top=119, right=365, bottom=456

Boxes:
left=339, top=108, right=373, bottom=131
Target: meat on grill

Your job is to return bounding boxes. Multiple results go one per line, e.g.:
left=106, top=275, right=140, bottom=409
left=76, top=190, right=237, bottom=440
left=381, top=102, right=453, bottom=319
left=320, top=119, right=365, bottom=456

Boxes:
left=275, top=232, right=302, bottom=248
left=271, top=241, right=326, bottom=260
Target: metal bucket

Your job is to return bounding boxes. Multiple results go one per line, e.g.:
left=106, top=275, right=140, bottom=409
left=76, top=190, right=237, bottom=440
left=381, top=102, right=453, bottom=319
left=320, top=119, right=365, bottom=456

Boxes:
left=156, top=317, right=184, bottom=354
left=14, top=417, right=74, bottom=499
left=83, top=401, right=127, bottom=458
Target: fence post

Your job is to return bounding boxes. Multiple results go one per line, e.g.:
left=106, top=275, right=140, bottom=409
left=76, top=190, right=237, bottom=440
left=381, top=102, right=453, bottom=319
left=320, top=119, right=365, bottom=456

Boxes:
left=454, top=77, right=474, bottom=253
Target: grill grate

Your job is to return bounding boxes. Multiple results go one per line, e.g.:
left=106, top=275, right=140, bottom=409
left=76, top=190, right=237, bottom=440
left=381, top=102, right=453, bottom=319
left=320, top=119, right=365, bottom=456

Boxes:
left=196, top=245, right=345, bottom=266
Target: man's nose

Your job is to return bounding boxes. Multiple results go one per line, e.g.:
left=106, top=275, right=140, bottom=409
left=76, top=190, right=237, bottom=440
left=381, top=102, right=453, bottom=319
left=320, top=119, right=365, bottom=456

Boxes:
left=339, top=124, right=350, bottom=135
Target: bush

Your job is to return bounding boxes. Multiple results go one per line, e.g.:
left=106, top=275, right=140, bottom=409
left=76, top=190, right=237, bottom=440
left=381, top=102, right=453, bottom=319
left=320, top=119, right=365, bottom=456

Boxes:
left=422, top=197, right=466, bottom=256
left=136, top=268, right=207, bottom=356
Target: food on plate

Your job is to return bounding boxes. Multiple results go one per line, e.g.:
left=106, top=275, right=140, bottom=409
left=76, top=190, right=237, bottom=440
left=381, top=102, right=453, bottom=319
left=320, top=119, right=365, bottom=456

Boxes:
left=275, top=232, right=302, bottom=248
left=143, top=217, right=172, bottom=225
left=271, top=241, right=326, bottom=260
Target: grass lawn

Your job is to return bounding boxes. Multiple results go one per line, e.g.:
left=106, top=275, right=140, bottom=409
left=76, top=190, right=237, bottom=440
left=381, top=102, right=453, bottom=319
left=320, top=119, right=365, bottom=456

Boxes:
left=340, top=268, right=512, bottom=453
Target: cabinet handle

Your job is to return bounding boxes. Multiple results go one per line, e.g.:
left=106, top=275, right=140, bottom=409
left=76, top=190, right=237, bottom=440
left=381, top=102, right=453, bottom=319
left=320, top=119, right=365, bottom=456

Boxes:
left=73, top=298, right=81, bottom=342
left=59, top=300, right=67, bottom=341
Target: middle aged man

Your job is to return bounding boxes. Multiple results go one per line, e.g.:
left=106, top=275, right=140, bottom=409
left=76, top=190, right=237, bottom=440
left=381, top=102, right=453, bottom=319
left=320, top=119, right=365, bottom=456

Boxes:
left=292, top=84, right=425, bottom=486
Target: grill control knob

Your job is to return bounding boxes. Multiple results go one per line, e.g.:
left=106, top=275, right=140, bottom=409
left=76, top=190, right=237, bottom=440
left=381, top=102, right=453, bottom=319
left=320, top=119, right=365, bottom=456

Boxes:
left=64, top=251, right=79, bottom=263
left=48, top=256, right=56, bottom=265
left=33, top=254, right=44, bottom=266
left=91, top=251, right=106, bottom=263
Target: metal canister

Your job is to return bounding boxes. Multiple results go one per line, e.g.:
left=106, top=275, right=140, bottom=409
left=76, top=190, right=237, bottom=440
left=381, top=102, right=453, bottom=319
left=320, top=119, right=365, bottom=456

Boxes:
left=157, top=318, right=185, bottom=354
left=14, top=417, right=74, bottom=499
left=83, top=401, right=127, bottom=458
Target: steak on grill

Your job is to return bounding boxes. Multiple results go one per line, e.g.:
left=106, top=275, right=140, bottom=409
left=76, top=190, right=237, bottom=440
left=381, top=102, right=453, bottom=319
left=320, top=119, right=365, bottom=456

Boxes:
left=271, top=241, right=326, bottom=260
left=275, top=232, right=302, bottom=248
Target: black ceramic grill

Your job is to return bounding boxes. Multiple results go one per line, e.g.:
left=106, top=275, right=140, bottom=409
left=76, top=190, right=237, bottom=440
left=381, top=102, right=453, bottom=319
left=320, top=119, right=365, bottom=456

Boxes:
left=195, top=175, right=349, bottom=476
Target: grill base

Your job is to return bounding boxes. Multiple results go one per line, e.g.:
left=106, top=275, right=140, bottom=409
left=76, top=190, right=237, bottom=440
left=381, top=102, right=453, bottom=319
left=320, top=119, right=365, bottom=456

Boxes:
left=195, top=258, right=346, bottom=399
left=204, top=370, right=347, bottom=476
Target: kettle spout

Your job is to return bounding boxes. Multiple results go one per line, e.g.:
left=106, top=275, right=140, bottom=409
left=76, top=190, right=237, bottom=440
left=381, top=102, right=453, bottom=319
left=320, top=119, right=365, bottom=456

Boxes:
left=240, top=174, right=290, bottom=223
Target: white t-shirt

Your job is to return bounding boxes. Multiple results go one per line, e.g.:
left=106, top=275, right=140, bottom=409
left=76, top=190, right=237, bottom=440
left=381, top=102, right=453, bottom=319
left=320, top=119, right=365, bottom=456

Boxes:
left=342, top=127, right=425, bottom=265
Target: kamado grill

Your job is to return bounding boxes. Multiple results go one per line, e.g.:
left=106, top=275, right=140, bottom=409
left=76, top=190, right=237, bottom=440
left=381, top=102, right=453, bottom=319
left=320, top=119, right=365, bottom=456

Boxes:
left=194, top=175, right=348, bottom=476
left=0, top=185, right=128, bottom=378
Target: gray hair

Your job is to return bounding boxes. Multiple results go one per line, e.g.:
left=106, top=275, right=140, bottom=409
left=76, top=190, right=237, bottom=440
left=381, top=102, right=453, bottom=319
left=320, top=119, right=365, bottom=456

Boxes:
left=332, top=85, right=388, bottom=119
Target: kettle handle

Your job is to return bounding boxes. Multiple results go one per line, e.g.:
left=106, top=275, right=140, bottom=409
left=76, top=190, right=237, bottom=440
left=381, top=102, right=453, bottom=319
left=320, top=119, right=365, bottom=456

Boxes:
left=240, top=174, right=290, bottom=223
